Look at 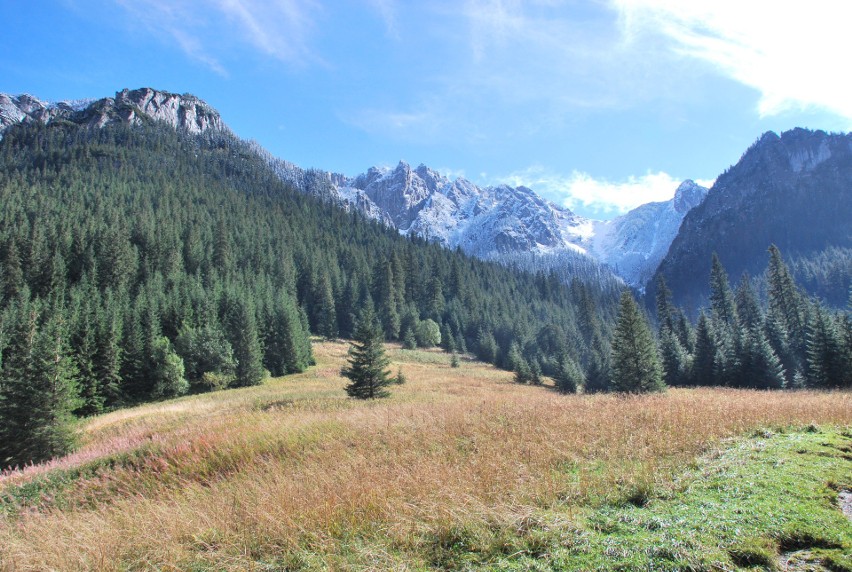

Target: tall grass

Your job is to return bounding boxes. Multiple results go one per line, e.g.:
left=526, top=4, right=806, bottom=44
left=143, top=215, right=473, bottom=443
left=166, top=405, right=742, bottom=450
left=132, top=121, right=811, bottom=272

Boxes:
left=1, top=341, right=850, bottom=570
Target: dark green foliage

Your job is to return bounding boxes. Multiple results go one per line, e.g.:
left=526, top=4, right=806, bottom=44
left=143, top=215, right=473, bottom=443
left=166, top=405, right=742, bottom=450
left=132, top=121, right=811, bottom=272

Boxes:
left=149, top=336, right=189, bottom=398
left=738, top=327, right=786, bottom=389
left=402, top=329, right=417, bottom=350
left=659, top=328, right=691, bottom=387
left=394, top=367, right=406, bottom=385
left=806, top=305, right=847, bottom=388
left=553, top=355, right=584, bottom=394
left=450, top=352, right=460, bottom=368
left=735, top=274, right=762, bottom=330
left=0, top=302, right=80, bottom=468
left=709, top=254, right=738, bottom=328
left=342, top=308, right=392, bottom=399
left=227, top=296, right=265, bottom=388
left=263, top=294, right=313, bottom=377
left=0, top=117, right=625, bottom=464
left=660, top=247, right=847, bottom=390
left=175, top=324, right=236, bottom=387
left=610, top=291, right=664, bottom=393
left=584, top=343, right=612, bottom=394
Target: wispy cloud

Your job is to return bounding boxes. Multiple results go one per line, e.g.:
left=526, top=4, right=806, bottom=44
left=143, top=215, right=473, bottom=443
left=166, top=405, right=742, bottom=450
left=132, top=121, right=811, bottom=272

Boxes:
left=113, top=0, right=322, bottom=73
left=495, top=166, right=709, bottom=217
left=365, top=0, right=400, bottom=39
left=613, top=0, right=852, bottom=119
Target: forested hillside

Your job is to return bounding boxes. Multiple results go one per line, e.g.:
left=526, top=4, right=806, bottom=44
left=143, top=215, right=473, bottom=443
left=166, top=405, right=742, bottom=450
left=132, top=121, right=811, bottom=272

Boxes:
left=0, top=119, right=620, bottom=469
left=651, top=129, right=852, bottom=310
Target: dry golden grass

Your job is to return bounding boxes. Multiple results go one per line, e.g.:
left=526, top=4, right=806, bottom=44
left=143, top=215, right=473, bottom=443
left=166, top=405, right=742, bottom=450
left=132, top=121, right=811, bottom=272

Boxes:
left=1, top=341, right=850, bottom=570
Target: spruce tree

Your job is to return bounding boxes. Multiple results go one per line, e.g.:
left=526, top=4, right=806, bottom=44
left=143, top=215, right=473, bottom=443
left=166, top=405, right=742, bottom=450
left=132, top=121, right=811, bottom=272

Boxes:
left=553, top=354, right=585, bottom=394
left=0, top=303, right=80, bottom=468
left=655, top=275, right=675, bottom=334
left=709, top=254, right=738, bottom=328
left=767, top=245, right=807, bottom=366
left=227, top=296, right=265, bottom=387
left=659, top=328, right=690, bottom=387
left=806, top=304, right=846, bottom=388
left=610, top=291, right=664, bottom=393
left=735, top=273, right=762, bottom=330
left=341, top=307, right=392, bottom=399
left=740, top=326, right=786, bottom=389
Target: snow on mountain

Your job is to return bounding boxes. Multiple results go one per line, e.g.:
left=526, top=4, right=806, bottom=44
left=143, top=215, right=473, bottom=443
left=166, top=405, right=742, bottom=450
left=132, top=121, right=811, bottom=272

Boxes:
left=0, top=88, right=227, bottom=136
left=584, top=180, right=709, bottom=288
left=322, top=161, right=705, bottom=288
left=0, top=87, right=707, bottom=288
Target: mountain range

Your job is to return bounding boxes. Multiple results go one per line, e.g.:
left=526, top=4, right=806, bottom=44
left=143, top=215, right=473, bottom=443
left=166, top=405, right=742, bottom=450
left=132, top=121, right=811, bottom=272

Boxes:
left=2, top=88, right=849, bottom=305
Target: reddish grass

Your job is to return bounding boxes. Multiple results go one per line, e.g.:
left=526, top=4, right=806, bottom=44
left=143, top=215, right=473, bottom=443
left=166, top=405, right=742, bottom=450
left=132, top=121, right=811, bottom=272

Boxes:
left=1, top=341, right=849, bottom=570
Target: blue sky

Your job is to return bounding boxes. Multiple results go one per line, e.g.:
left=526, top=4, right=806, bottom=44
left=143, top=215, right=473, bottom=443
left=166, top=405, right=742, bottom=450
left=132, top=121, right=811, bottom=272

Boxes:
left=2, top=1, right=850, bottom=219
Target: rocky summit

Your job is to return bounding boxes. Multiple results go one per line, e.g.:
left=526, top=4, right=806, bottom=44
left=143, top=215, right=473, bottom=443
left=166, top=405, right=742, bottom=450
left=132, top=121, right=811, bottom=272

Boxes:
left=0, top=88, right=226, bottom=136
left=0, top=87, right=707, bottom=288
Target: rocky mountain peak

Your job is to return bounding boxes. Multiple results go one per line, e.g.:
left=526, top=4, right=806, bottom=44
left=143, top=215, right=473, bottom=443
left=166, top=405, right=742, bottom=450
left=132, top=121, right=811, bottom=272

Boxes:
left=0, top=88, right=227, bottom=137
left=673, top=179, right=709, bottom=213
left=113, top=88, right=226, bottom=134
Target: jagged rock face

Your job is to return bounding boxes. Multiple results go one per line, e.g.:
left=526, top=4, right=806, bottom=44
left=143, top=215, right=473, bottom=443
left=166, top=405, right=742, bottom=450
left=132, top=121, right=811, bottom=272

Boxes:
left=0, top=88, right=226, bottom=136
left=276, top=156, right=696, bottom=285
left=0, top=86, right=702, bottom=289
left=353, top=161, right=435, bottom=228
left=585, top=180, right=710, bottom=289
left=651, top=128, right=852, bottom=311
left=114, top=88, right=226, bottom=134
left=673, top=179, right=708, bottom=213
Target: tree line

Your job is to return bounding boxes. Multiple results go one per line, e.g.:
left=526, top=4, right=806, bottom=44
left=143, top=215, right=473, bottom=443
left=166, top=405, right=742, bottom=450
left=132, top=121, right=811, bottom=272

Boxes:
left=521, top=245, right=851, bottom=395
left=0, top=120, right=619, bottom=468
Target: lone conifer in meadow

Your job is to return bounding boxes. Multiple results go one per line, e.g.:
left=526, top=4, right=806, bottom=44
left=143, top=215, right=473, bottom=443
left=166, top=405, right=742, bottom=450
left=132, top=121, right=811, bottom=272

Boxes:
left=342, top=307, right=393, bottom=399
left=610, top=291, right=664, bottom=393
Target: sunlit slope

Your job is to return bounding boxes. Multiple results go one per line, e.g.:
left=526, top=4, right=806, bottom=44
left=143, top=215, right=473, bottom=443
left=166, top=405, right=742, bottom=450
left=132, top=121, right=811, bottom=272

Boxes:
left=1, top=341, right=850, bottom=571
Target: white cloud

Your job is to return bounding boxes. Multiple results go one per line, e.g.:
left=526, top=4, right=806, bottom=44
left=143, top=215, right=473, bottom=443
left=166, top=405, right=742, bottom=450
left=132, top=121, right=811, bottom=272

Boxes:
left=613, top=0, right=852, bottom=119
left=114, top=0, right=322, bottom=73
left=496, top=167, right=703, bottom=216
left=365, top=0, right=399, bottom=38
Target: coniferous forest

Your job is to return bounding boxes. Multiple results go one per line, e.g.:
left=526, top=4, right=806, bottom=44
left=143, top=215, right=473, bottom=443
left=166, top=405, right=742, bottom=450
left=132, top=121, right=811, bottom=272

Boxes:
left=0, top=120, right=621, bottom=468
left=0, top=117, right=850, bottom=471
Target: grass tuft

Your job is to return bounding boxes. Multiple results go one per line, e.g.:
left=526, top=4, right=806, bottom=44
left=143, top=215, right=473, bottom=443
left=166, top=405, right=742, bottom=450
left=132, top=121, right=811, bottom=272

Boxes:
left=0, top=341, right=850, bottom=570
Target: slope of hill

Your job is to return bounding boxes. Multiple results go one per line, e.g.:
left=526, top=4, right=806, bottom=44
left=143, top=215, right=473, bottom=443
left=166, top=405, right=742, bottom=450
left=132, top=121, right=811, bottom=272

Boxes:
left=0, top=88, right=627, bottom=467
left=0, top=341, right=849, bottom=570
left=652, top=129, right=852, bottom=310
left=0, top=89, right=704, bottom=288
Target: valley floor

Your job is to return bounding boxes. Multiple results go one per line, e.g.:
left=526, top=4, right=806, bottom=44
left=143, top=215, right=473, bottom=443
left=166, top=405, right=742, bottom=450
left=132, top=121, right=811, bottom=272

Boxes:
left=1, top=341, right=850, bottom=571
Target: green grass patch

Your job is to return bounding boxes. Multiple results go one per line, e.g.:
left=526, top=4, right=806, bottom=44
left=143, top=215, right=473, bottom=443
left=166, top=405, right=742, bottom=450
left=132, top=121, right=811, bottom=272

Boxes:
left=476, top=427, right=852, bottom=570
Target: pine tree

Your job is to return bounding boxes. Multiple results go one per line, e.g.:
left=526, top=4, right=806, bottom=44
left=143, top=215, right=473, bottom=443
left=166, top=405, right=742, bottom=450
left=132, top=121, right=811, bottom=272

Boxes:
left=735, top=273, right=762, bottom=330
left=584, top=338, right=612, bottom=393
left=263, top=293, right=312, bottom=376
left=659, top=328, right=690, bottom=387
left=610, top=291, right=664, bottom=393
left=655, top=275, right=675, bottom=334
left=0, top=303, right=80, bottom=468
left=806, top=304, right=846, bottom=388
left=767, top=245, right=807, bottom=366
left=227, top=296, right=265, bottom=387
left=553, top=354, right=585, bottom=394
left=740, top=326, right=786, bottom=389
left=341, top=307, right=392, bottom=399
left=709, top=254, right=738, bottom=328
left=312, top=271, right=337, bottom=340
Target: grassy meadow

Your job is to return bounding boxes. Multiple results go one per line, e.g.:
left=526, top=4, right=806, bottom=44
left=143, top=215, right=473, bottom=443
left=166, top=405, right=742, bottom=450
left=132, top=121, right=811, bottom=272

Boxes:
left=1, top=341, right=850, bottom=571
